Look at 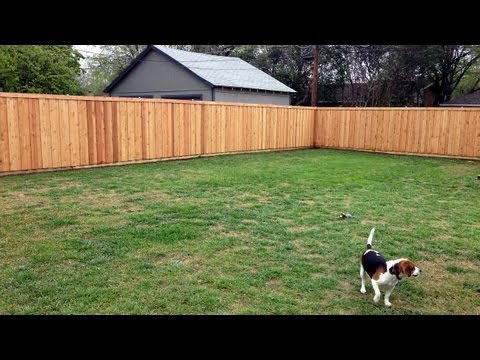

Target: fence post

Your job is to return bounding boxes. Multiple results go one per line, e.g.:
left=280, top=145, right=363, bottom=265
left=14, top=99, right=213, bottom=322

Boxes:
left=201, top=103, right=206, bottom=156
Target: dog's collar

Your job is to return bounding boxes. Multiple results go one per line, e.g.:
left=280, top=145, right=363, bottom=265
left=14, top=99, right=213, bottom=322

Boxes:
left=389, top=266, right=401, bottom=281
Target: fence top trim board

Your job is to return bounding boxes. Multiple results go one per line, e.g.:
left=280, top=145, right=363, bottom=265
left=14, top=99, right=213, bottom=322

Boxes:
left=0, top=92, right=315, bottom=110
left=2, top=92, right=478, bottom=111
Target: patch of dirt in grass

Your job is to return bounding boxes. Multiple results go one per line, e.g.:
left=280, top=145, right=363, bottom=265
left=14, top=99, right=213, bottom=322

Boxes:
left=299, top=200, right=315, bottom=206
left=436, top=233, right=453, bottom=241
left=32, top=181, right=82, bottom=194
left=292, top=239, right=306, bottom=252
left=223, top=231, right=248, bottom=238
left=0, top=253, right=28, bottom=267
left=237, top=202, right=257, bottom=208
left=388, top=224, right=417, bottom=232
left=361, top=219, right=386, bottom=226
left=231, top=245, right=252, bottom=252
left=229, top=301, right=247, bottom=313
left=210, top=224, right=225, bottom=232
left=289, top=225, right=319, bottom=233
left=8, top=191, right=31, bottom=199
left=209, top=224, right=248, bottom=238
left=58, top=182, right=82, bottom=190
left=338, top=279, right=353, bottom=293
left=266, top=279, right=284, bottom=291
left=241, top=219, right=257, bottom=224
left=440, top=164, right=477, bottom=177
left=440, top=256, right=479, bottom=272
left=411, top=259, right=480, bottom=313
left=144, top=190, right=206, bottom=206
left=144, top=252, right=206, bottom=275
left=276, top=218, right=293, bottom=225
left=431, top=220, right=450, bottom=229
left=238, top=192, right=269, bottom=204
left=304, top=253, right=322, bottom=260
left=420, top=261, right=451, bottom=284
left=408, top=263, right=480, bottom=314
left=62, top=191, right=119, bottom=207
left=1, top=192, right=42, bottom=212
left=310, top=273, right=322, bottom=280
left=54, top=225, right=77, bottom=233
left=343, top=195, right=353, bottom=208
left=63, top=190, right=179, bottom=215
left=217, top=245, right=252, bottom=255
left=140, top=189, right=173, bottom=201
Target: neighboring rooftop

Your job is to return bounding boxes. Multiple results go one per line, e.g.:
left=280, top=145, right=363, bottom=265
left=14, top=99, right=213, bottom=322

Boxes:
left=149, top=46, right=295, bottom=93
left=440, top=91, right=480, bottom=107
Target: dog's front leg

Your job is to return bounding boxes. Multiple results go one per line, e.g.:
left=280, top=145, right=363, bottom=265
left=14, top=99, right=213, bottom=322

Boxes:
left=371, top=280, right=381, bottom=303
left=384, top=286, right=395, bottom=307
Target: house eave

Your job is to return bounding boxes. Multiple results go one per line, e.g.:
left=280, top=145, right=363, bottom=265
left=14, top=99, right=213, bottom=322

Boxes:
left=214, top=85, right=295, bottom=94
left=439, top=103, right=480, bottom=107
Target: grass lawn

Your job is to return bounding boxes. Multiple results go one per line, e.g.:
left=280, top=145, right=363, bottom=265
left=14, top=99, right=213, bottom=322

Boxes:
left=0, top=149, right=479, bottom=314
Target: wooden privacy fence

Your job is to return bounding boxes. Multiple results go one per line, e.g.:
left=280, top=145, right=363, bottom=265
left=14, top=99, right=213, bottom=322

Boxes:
left=0, top=93, right=315, bottom=173
left=0, top=92, right=479, bottom=174
left=314, top=108, right=480, bottom=159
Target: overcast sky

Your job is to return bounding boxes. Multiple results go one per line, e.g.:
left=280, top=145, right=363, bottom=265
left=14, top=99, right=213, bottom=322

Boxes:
left=74, top=45, right=101, bottom=68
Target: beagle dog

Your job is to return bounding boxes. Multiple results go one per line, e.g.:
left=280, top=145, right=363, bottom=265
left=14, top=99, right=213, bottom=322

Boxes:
left=360, top=228, right=421, bottom=307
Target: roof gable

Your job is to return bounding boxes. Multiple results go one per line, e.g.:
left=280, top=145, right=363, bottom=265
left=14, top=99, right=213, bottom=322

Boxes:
left=104, top=45, right=213, bottom=93
left=153, top=46, right=295, bottom=93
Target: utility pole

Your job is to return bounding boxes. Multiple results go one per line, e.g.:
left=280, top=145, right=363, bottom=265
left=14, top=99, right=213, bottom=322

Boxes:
left=311, top=45, right=319, bottom=107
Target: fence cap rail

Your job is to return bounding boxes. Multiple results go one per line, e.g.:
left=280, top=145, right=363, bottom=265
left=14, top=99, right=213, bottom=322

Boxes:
left=0, top=92, right=318, bottom=111
left=3, top=92, right=478, bottom=111
left=314, top=106, right=480, bottom=111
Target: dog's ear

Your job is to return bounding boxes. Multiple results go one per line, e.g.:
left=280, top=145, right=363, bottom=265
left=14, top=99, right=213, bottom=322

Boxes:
left=392, top=263, right=400, bottom=275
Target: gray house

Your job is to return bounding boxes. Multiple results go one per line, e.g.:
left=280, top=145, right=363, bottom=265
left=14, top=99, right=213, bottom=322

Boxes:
left=104, top=45, right=296, bottom=105
left=439, top=91, right=480, bottom=107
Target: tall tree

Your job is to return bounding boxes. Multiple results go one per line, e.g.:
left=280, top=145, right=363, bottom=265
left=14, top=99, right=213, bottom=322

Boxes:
left=236, top=45, right=313, bottom=105
left=315, top=45, right=480, bottom=107
left=386, top=45, right=480, bottom=105
left=79, top=45, right=146, bottom=95
left=452, top=46, right=480, bottom=97
left=0, top=45, right=83, bottom=95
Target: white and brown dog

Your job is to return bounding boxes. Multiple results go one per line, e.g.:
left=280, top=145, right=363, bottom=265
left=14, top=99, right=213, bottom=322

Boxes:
left=360, top=228, right=421, bottom=307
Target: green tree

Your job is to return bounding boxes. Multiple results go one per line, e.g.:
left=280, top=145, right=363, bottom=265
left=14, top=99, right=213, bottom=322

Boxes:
left=234, top=45, right=313, bottom=105
left=0, top=45, right=83, bottom=94
left=314, top=45, right=480, bottom=107
left=452, top=46, right=480, bottom=97
left=79, top=45, right=146, bottom=95
left=395, top=45, right=480, bottom=105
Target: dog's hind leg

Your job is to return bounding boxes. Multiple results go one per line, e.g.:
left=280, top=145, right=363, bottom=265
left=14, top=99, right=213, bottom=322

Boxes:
left=360, top=265, right=367, bottom=293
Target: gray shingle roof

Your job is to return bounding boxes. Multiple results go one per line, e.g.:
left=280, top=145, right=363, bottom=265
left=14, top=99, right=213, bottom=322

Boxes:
left=153, top=45, right=296, bottom=93
left=440, top=91, right=480, bottom=106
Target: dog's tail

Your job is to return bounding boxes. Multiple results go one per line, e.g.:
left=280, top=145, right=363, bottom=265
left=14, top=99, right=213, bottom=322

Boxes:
left=367, top=228, right=375, bottom=249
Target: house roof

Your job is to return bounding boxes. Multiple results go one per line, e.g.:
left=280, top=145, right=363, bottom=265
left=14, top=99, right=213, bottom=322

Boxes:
left=440, top=91, right=480, bottom=107
left=104, top=45, right=296, bottom=94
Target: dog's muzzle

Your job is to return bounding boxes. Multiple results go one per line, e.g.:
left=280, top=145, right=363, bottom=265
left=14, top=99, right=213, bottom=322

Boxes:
left=412, top=267, right=422, bottom=276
